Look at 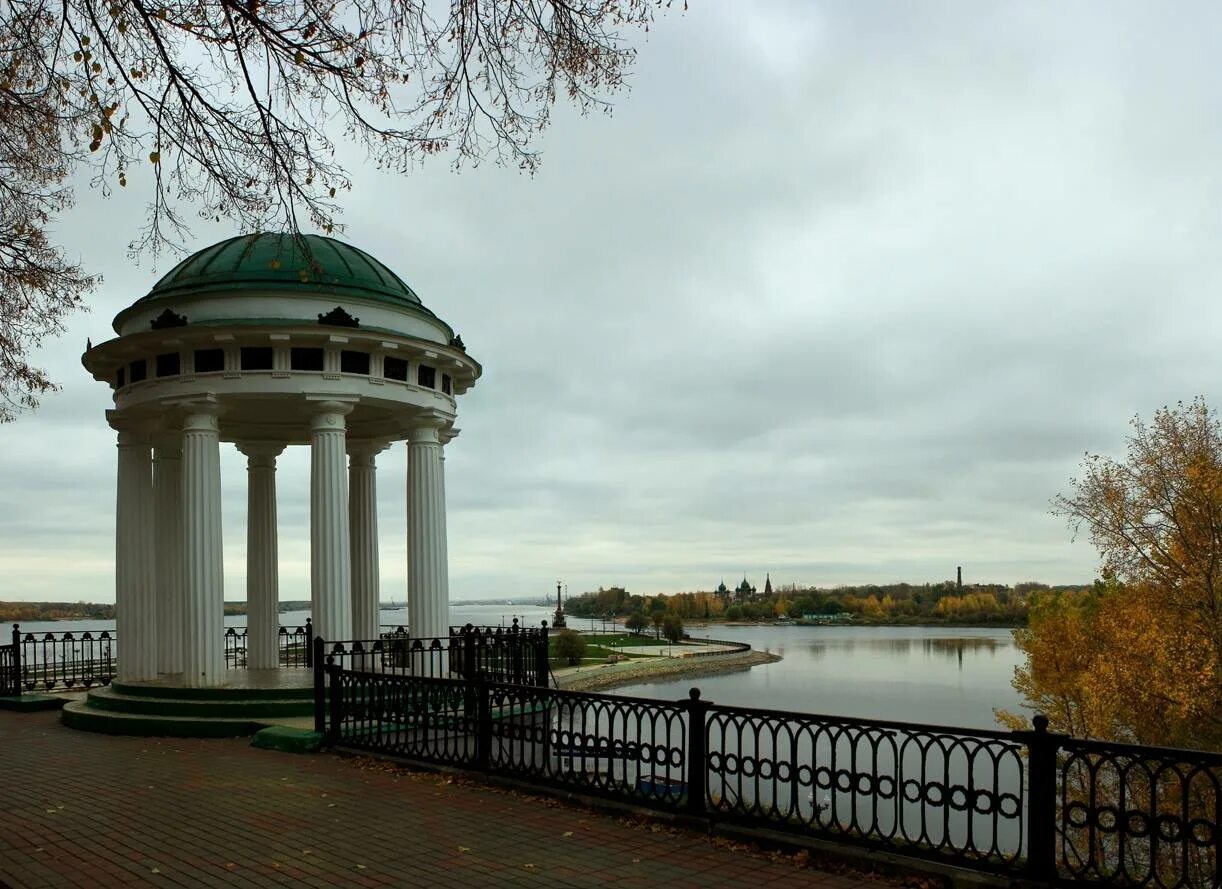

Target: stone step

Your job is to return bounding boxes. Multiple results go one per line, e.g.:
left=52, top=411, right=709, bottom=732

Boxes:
left=109, top=678, right=314, bottom=702
left=61, top=700, right=264, bottom=738
left=85, top=685, right=314, bottom=719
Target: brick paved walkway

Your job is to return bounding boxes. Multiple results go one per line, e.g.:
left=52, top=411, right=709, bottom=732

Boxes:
left=0, top=711, right=881, bottom=889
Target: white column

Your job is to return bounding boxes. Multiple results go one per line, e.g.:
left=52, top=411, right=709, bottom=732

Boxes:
left=407, top=415, right=451, bottom=660
left=348, top=442, right=385, bottom=642
left=153, top=443, right=183, bottom=675
left=239, top=443, right=284, bottom=670
left=114, top=423, right=157, bottom=682
left=310, top=401, right=354, bottom=643
left=180, top=405, right=225, bottom=687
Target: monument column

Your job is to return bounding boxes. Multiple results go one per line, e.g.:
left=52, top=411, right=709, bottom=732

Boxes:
left=113, top=420, right=157, bottom=682
left=407, top=414, right=451, bottom=651
left=153, top=441, right=183, bottom=675
left=180, top=404, right=225, bottom=687
left=348, top=442, right=386, bottom=642
left=239, top=443, right=285, bottom=670
left=310, top=400, right=355, bottom=643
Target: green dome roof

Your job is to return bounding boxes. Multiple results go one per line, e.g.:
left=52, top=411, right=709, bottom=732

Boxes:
left=140, top=233, right=424, bottom=307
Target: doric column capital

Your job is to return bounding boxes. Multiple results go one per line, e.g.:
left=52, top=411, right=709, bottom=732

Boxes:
left=347, top=440, right=390, bottom=467
left=152, top=442, right=183, bottom=462
left=108, top=411, right=154, bottom=444
left=407, top=409, right=453, bottom=444
left=181, top=411, right=221, bottom=434
left=237, top=441, right=286, bottom=468
left=306, top=396, right=357, bottom=432
left=170, top=398, right=224, bottom=434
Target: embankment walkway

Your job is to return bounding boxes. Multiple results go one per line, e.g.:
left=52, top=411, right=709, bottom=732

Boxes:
left=554, top=648, right=781, bottom=693
left=0, top=710, right=880, bottom=889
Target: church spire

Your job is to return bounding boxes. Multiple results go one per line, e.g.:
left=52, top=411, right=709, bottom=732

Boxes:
left=764, top=573, right=773, bottom=596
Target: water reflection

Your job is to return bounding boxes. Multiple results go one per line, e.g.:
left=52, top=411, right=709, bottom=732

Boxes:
left=616, top=626, right=1026, bottom=731
left=804, top=635, right=1003, bottom=663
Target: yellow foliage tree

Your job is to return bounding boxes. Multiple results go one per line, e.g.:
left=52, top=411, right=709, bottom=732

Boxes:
left=1000, top=398, right=1222, bottom=751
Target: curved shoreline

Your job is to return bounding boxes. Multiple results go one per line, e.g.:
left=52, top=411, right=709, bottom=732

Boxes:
left=554, top=649, right=782, bottom=693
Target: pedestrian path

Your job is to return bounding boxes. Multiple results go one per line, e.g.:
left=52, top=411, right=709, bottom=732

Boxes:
left=0, top=711, right=885, bottom=888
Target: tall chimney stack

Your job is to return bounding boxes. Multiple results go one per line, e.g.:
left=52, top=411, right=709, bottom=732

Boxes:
left=956, top=566, right=962, bottom=591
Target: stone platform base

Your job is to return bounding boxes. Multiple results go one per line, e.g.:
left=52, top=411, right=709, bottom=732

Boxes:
left=0, top=693, right=67, bottom=712
left=61, top=669, right=316, bottom=738
left=251, top=725, right=323, bottom=753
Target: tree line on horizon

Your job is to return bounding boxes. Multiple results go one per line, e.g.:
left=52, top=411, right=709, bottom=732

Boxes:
left=562, top=579, right=1084, bottom=626
left=0, top=601, right=116, bottom=623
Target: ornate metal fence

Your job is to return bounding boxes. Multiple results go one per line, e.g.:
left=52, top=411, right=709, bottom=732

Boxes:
left=1057, top=736, right=1221, bottom=889
left=14, top=625, right=116, bottom=692
left=316, top=662, right=1222, bottom=889
left=1, top=620, right=544, bottom=690
left=0, top=628, right=19, bottom=696
left=329, top=668, right=479, bottom=767
left=223, top=620, right=314, bottom=669
left=704, top=702, right=1026, bottom=872
left=486, top=680, right=690, bottom=809
left=316, top=620, right=550, bottom=686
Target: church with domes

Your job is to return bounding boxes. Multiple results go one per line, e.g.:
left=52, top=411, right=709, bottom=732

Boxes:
left=715, top=573, right=773, bottom=602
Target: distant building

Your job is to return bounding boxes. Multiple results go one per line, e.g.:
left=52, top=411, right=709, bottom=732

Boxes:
left=713, top=574, right=771, bottom=602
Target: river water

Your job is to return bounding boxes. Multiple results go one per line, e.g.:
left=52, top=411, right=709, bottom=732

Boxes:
left=615, top=624, right=1027, bottom=732
left=16, top=606, right=1027, bottom=730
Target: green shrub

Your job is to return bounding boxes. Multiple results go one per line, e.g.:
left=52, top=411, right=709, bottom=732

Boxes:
left=662, top=614, right=684, bottom=643
left=555, top=629, right=587, bottom=666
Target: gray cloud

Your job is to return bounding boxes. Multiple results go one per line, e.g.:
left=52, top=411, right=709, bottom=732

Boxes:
left=4, top=1, right=1221, bottom=602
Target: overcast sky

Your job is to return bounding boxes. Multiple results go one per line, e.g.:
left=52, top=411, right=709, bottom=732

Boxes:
left=4, top=1, right=1220, bottom=603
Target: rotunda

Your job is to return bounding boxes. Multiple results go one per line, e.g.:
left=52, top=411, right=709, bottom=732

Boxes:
left=81, top=233, right=481, bottom=689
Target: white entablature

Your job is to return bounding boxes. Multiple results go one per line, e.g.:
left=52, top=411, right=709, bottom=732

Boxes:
left=82, top=233, right=481, bottom=688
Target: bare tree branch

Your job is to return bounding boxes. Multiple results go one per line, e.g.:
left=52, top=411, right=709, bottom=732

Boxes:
left=0, top=0, right=674, bottom=419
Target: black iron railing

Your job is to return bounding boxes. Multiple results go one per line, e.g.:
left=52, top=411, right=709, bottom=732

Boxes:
left=704, top=700, right=1026, bottom=872
left=0, top=628, right=19, bottom=696
left=13, top=625, right=116, bottom=692
left=329, top=668, right=480, bottom=767
left=680, top=636, right=752, bottom=657
left=486, top=679, right=690, bottom=809
left=1056, top=735, right=1221, bottom=889
left=316, top=662, right=1221, bottom=889
left=313, top=620, right=550, bottom=688
left=0, top=620, right=547, bottom=692
left=224, top=619, right=314, bottom=669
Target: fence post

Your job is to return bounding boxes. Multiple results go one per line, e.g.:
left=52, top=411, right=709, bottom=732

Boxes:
left=325, top=657, right=342, bottom=746
left=304, top=618, right=313, bottom=667
left=461, top=625, right=476, bottom=680
left=475, top=672, right=492, bottom=772
left=1023, top=714, right=1060, bottom=883
left=510, top=619, right=523, bottom=685
left=685, top=688, right=709, bottom=815
left=535, top=621, right=550, bottom=687
left=11, top=624, right=21, bottom=693
left=312, top=636, right=325, bottom=734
